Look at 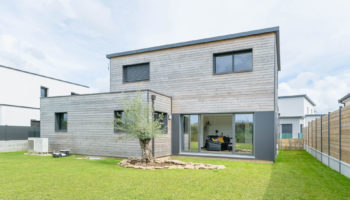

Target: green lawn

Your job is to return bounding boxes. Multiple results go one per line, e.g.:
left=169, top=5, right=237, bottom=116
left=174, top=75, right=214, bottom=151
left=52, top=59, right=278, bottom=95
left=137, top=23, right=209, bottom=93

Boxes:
left=0, top=151, right=349, bottom=200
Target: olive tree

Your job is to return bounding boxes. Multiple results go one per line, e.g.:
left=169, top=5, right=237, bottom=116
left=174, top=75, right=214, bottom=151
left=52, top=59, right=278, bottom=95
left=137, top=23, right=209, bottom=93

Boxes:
left=114, top=92, right=165, bottom=163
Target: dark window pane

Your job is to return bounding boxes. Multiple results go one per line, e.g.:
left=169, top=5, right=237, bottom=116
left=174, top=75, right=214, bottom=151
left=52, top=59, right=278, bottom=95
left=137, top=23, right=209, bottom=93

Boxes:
left=55, top=112, right=67, bottom=132
left=124, top=63, right=150, bottom=82
left=154, top=112, right=168, bottom=133
left=215, top=55, right=232, bottom=74
left=234, top=51, right=252, bottom=72
left=281, top=124, right=293, bottom=139
left=114, top=111, right=125, bottom=133
left=41, top=87, right=48, bottom=97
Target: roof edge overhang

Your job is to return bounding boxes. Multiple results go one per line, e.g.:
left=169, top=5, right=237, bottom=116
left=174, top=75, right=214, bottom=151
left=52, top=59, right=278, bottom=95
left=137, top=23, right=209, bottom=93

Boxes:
left=106, top=27, right=281, bottom=70
left=338, top=93, right=350, bottom=103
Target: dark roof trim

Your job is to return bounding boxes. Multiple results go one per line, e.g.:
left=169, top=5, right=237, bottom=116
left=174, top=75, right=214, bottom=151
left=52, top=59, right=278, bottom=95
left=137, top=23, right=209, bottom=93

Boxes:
left=279, top=116, right=304, bottom=119
left=305, top=114, right=325, bottom=117
left=106, top=27, right=281, bottom=71
left=0, top=104, right=40, bottom=110
left=42, top=89, right=172, bottom=99
left=278, top=94, right=316, bottom=106
left=0, top=65, right=89, bottom=88
left=338, top=93, right=350, bottom=103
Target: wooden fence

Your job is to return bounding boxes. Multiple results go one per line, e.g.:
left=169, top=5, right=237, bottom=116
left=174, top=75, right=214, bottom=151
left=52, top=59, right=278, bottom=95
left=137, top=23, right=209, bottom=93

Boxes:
left=303, top=105, right=350, bottom=178
left=279, top=139, right=304, bottom=150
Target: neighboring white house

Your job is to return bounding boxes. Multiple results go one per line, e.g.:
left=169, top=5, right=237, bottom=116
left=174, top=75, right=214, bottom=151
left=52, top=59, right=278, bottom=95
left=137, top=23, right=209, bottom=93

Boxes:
left=278, top=94, right=322, bottom=139
left=0, top=65, right=90, bottom=126
left=339, top=93, right=350, bottom=107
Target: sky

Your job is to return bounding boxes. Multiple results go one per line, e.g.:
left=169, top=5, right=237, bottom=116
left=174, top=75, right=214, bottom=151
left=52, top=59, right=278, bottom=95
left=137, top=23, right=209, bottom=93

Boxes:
left=0, top=0, right=349, bottom=113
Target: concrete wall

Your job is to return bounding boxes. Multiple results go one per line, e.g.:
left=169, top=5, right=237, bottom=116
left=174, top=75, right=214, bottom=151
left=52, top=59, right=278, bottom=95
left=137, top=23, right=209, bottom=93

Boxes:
left=40, top=90, right=172, bottom=158
left=0, top=140, right=28, bottom=152
left=279, top=97, right=305, bottom=117
left=110, top=33, right=278, bottom=114
left=306, top=146, right=350, bottom=179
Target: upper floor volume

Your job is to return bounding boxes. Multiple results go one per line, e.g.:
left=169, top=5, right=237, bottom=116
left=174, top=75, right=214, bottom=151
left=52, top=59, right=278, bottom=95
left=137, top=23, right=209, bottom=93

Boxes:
left=106, top=26, right=280, bottom=114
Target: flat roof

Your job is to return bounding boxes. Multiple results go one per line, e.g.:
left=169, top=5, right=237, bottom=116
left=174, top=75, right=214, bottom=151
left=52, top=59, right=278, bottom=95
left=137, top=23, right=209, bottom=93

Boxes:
left=338, top=93, right=350, bottom=103
left=0, top=65, right=89, bottom=88
left=106, top=27, right=281, bottom=70
left=41, top=89, right=172, bottom=99
left=278, top=94, right=316, bottom=106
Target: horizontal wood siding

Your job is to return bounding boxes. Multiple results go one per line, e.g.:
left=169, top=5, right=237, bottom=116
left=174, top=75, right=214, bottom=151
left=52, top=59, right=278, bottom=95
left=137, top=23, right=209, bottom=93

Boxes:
left=149, top=91, right=172, bottom=157
left=321, top=115, right=329, bottom=153
left=316, top=118, right=321, bottom=151
left=110, top=33, right=277, bottom=113
left=329, top=111, right=340, bottom=159
left=342, top=106, right=350, bottom=163
left=41, top=91, right=172, bottom=157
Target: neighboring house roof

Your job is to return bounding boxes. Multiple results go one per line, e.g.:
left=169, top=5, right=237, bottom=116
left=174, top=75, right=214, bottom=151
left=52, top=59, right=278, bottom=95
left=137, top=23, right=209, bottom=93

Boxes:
left=279, top=116, right=304, bottom=119
left=279, top=114, right=324, bottom=119
left=278, top=94, right=316, bottom=106
left=305, top=114, right=324, bottom=117
left=338, top=93, right=350, bottom=103
left=106, top=27, right=281, bottom=71
left=0, top=65, right=89, bottom=88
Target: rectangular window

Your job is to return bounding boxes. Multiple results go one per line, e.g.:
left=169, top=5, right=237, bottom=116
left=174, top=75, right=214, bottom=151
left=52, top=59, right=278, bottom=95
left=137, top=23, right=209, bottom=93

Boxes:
left=214, top=50, right=252, bottom=74
left=154, top=111, right=168, bottom=133
left=71, top=92, right=78, bottom=95
left=114, top=111, right=125, bottom=133
left=123, top=63, right=150, bottom=83
left=55, top=112, right=67, bottom=132
left=281, top=124, right=293, bottom=139
left=41, top=87, right=48, bottom=97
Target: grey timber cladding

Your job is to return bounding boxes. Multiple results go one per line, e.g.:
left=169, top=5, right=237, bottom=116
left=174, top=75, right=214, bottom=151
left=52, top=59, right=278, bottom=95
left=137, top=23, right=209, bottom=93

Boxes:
left=40, top=91, right=172, bottom=157
left=106, top=26, right=280, bottom=71
left=110, top=32, right=278, bottom=114
left=149, top=91, right=172, bottom=157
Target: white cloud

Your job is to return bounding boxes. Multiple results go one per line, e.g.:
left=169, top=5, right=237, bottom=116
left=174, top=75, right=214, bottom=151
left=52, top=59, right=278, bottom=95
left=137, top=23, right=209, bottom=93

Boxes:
left=279, top=70, right=350, bottom=113
left=0, top=0, right=349, bottom=114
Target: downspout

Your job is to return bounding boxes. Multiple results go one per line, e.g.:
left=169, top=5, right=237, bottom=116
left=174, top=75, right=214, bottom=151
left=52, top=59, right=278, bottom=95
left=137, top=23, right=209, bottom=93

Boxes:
left=151, top=94, right=156, bottom=157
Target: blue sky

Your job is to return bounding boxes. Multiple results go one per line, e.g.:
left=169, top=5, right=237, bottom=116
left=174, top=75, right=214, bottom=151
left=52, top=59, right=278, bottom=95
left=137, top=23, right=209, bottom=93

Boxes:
left=0, top=0, right=349, bottom=113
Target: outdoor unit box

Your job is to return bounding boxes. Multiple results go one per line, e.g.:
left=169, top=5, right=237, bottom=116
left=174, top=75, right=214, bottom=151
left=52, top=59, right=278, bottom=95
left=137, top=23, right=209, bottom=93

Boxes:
left=28, top=138, right=48, bottom=153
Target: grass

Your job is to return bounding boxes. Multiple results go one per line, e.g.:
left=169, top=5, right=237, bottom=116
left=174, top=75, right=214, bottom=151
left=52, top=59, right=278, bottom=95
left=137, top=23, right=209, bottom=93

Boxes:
left=0, top=151, right=349, bottom=200
left=190, top=141, right=198, bottom=150
left=235, top=143, right=253, bottom=151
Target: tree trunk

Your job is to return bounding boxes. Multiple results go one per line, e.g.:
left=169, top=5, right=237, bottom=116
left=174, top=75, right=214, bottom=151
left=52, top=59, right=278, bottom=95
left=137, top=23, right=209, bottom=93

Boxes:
left=139, top=139, right=153, bottom=163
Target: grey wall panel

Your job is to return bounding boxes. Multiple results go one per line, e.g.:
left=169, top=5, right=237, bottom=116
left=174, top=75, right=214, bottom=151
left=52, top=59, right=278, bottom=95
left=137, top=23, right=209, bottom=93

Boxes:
left=171, top=114, right=180, bottom=155
left=254, top=111, right=275, bottom=161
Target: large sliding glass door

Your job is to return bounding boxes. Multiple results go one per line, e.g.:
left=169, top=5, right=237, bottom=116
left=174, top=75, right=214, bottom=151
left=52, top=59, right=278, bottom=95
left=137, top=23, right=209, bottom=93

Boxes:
left=181, top=113, right=254, bottom=155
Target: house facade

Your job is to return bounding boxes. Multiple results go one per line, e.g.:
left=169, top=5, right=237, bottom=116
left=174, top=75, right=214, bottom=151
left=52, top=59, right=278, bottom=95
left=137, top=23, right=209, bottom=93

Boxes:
left=0, top=65, right=90, bottom=127
left=278, top=94, right=322, bottom=139
left=41, top=27, right=280, bottom=161
left=339, top=93, right=350, bottom=107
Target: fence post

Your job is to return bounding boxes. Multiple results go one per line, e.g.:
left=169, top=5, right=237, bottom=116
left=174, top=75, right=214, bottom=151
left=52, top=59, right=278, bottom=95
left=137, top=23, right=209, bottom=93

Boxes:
left=321, top=116, right=323, bottom=162
left=328, top=112, right=330, bottom=166
left=339, top=106, right=342, bottom=173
